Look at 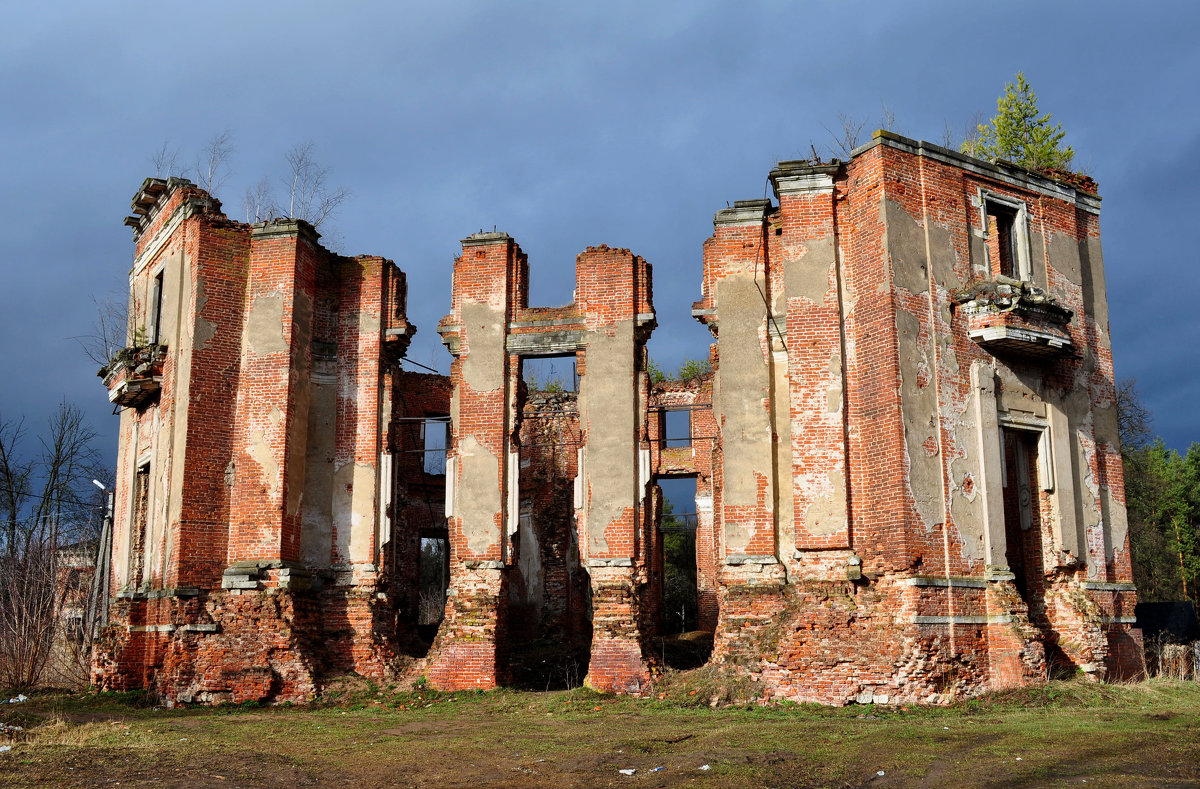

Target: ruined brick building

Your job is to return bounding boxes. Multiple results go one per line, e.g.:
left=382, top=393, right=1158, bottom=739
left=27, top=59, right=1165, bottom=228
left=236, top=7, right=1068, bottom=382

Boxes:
left=93, top=131, right=1142, bottom=705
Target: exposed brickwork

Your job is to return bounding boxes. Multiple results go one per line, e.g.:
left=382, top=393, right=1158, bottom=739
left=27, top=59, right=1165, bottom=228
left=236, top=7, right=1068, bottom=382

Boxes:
left=97, top=135, right=1141, bottom=706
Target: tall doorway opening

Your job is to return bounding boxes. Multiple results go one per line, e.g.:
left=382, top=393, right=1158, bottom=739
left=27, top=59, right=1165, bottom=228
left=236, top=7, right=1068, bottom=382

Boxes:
left=1001, top=427, right=1072, bottom=676
left=656, top=476, right=710, bottom=668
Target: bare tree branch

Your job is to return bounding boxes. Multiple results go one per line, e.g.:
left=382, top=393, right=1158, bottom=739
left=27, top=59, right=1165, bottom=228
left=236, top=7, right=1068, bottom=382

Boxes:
left=71, top=294, right=129, bottom=368
left=941, top=119, right=956, bottom=148
left=823, top=112, right=867, bottom=159
left=149, top=141, right=180, bottom=179
left=150, top=141, right=181, bottom=179
left=282, top=142, right=349, bottom=230
left=0, top=403, right=103, bottom=688
left=1116, top=377, right=1154, bottom=452
left=243, top=176, right=278, bottom=223
left=880, top=102, right=897, bottom=133
left=194, top=130, right=235, bottom=194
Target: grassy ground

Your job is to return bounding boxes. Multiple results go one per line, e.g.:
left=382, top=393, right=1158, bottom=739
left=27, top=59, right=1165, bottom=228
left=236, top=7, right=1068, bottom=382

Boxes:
left=0, top=678, right=1197, bottom=788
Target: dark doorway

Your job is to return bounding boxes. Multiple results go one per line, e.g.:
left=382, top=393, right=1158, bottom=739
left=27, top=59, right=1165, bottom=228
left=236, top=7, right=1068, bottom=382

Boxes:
left=1002, top=427, right=1072, bottom=676
left=417, top=535, right=449, bottom=643
left=656, top=476, right=711, bottom=669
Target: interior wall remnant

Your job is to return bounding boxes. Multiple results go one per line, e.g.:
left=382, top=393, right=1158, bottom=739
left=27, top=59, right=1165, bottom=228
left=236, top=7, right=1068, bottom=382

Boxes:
left=97, top=131, right=1142, bottom=707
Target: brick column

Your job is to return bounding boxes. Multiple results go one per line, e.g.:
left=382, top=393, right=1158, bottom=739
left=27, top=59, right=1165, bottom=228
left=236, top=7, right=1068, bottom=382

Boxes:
left=224, top=220, right=319, bottom=589
left=427, top=233, right=521, bottom=689
left=772, top=165, right=852, bottom=567
left=696, top=200, right=787, bottom=662
left=575, top=246, right=653, bottom=693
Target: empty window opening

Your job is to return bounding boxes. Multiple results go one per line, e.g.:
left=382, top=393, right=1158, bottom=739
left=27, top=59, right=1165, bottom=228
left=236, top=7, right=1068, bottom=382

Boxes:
left=422, top=417, right=449, bottom=475
left=147, top=270, right=164, bottom=345
left=985, top=201, right=1018, bottom=279
left=522, top=355, right=577, bottom=394
left=662, top=409, right=692, bottom=448
left=130, top=463, right=150, bottom=587
left=656, top=476, right=710, bottom=667
left=417, top=535, right=449, bottom=630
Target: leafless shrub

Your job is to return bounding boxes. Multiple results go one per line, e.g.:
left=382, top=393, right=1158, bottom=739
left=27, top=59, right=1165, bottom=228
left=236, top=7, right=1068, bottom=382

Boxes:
left=194, top=130, right=234, bottom=195
left=0, top=404, right=104, bottom=689
left=824, top=112, right=867, bottom=158
left=960, top=110, right=988, bottom=155
left=880, top=102, right=898, bottom=133
left=149, top=141, right=181, bottom=179
left=243, top=177, right=278, bottom=224
left=941, top=120, right=956, bottom=148
left=71, top=294, right=129, bottom=369
left=282, top=142, right=349, bottom=230
left=0, top=544, right=59, bottom=689
left=418, top=587, right=446, bottom=626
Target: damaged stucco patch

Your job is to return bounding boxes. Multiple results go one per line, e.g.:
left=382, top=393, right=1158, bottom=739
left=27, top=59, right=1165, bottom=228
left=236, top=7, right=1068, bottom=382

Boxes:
left=804, top=470, right=847, bottom=537
left=581, top=321, right=636, bottom=555
left=249, top=429, right=280, bottom=497
left=897, top=309, right=942, bottom=533
left=458, top=434, right=501, bottom=555
left=247, top=292, right=288, bottom=356
left=332, top=460, right=376, bottom=564
left=461, top=302, right=505, bottom=393
left=715, top=274, right=774, bottom=552
left=192, top=276, right=217, bottom=352
left=715, top=277, right=771, bottom=509
left=884, top=199, right=928, bottom=297
left=784, top=237, right=836, bottom=303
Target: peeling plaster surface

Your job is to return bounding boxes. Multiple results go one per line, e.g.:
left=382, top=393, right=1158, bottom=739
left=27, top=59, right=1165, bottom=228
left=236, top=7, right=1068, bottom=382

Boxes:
left=333, top=460, right=376, bottom=564
left=784, top=237, right=835, bottom=303
left=247, top=292, right=287, bottom=355
left=249, top=429, right=280, bottom=497
left=715, top=277, right=771, bottom=508
left=300, top=375, right=335, bottom=567
left=715, top=275, right=773, bottom=553
left=804, top=470, right=847, bottom=537
left=458, top=434, right=501, bottom=555
left=192, top=277, right=216, bottom=352
left=897, top=309, right=942, bottom=533
left=580, top=321, right=636, bottom=555
left=884, top=199, right=928, bottom=297
left=461, top=302, right=504, bottom=392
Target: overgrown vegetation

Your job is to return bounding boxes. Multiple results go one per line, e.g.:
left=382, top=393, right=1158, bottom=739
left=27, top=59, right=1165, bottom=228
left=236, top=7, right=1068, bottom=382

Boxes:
left=648, top=357, right=711, bottom=384
left=1122, top=379, right=1200, bottom=607
left=0, top=404, right=106, bottom=689
left=961, top=71, right=1075, bottom=171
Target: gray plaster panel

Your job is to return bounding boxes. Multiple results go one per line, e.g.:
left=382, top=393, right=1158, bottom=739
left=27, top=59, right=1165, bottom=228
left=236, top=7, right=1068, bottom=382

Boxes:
left=286, top=289, right=313, bottom=518
left=784, top=237, right=835, bottom=303
left=461, top=301, right=505, bottom=392
left=804, top=470, right=847, bottom=537
left=192, top=276, right=216, bottom=352
left=715, top=275, right=772, bottom=553
left=884, top=199, right=928, bottom=296
left=247, top=291, right=287, bottom=356
left=458, top=434, right=502, bottom=555
left=1048, top=231, right=1082, bottom=289
left=897, top=308, right=942, bottom=533
left=580, top=321, right=636, bottom=555
left=301, top=361, right=336, bottom=568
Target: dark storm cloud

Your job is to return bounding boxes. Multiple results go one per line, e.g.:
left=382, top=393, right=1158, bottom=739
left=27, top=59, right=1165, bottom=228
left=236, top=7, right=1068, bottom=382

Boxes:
left=2, top=0, right=1198, bottom=460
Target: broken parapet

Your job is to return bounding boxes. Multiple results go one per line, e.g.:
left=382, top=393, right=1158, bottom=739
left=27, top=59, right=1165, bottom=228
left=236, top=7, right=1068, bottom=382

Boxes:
left=693, top=133, right=1140, bottom=703
left=93, top=178, right=416, bottom=704
left=429, top=235, right=656, bottom=693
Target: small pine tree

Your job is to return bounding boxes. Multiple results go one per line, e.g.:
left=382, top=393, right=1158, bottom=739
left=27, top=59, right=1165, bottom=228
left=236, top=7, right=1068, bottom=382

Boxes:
left=962, top=72, right=1074, bottom=171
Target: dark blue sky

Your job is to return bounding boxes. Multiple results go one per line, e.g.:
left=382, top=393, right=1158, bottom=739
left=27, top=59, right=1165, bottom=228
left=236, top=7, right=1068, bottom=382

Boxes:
left=2, top=1, right=1197, bottom=460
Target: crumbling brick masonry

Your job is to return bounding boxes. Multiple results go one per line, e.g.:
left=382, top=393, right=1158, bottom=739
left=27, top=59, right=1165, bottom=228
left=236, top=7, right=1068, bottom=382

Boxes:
left=94, top=131, right=1142, bottom=706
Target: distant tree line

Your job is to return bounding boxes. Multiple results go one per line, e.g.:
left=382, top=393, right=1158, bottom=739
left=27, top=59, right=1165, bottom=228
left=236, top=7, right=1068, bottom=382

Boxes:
left=1120, top=380, right=1200, bottom=607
